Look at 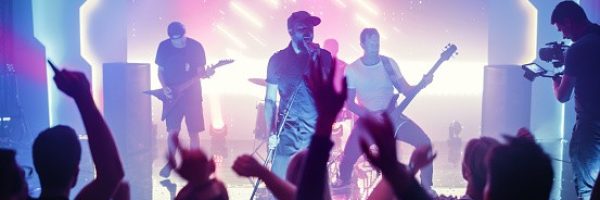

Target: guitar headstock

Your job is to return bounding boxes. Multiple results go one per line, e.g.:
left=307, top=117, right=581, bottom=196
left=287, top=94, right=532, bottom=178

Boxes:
left=212, top=59, right=235, bottom=68
left=440, top=44, right=458, bottom=61
left=216, top=59, right=234, bottom=66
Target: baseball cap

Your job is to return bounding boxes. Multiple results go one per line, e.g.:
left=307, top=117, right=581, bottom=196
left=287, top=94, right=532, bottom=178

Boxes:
left=287, top=11, right=321, bottom=29
left=168, top=21, right=186, bottom=39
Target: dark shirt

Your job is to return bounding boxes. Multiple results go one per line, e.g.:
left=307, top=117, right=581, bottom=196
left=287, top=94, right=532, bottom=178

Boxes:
left=564, top=24, right=600, bottom=120
left=155, top=38, right=206, bottom=98
left=266, top=43, right=333, bottom=123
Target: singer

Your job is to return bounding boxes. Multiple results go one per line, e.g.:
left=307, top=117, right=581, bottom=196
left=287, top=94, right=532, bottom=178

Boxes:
left=264, top=11, right=335, bottom=178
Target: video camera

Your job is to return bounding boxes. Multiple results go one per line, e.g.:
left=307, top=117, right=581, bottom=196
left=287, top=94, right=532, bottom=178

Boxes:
left=539, top=41, right=569, bottom=67
left=522, top=41, right=569, bottom=81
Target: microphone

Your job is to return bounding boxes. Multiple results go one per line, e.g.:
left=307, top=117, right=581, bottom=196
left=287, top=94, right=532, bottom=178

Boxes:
left=303, top=39, right=320, bottom=61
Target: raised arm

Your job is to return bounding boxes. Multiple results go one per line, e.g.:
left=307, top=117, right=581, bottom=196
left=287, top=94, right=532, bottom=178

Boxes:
left=359, top=114, right=431, bottom=200
left=296, top=59, right=347, bottom=200
left=232, top=154, right=296, bottom=200
left=52, top=69, right=125, bottom=200
left=367, top=178, right=397, bottom=200
left=112, top=181, right=130, bottom=200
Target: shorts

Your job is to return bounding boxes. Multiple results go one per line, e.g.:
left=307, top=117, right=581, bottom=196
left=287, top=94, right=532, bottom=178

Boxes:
left=164, top=91, right=205, bottom=133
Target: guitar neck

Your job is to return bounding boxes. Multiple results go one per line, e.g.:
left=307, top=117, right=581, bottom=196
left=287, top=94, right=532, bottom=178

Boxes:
left=425, top=59, right=444, bottom=78
left=174, top=65, right=218, bottom=93
left=395, top=58, right=445, bottom=113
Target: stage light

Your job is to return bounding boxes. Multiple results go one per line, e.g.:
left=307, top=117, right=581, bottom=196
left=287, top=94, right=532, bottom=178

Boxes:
left=247, top=32, right=267, bottom=47
left=209, top=124, right=228, bottom=138
left=263, top=0, right=280, bottom=8
left=230, top=1, right=264, bottom=28
left=333, top=0, right=347, bottom=8
left=215, top=24, right=247, bottom=49
left=353, top=0, right=379, bottom=16
left=354, top=14, right=371, bottom=27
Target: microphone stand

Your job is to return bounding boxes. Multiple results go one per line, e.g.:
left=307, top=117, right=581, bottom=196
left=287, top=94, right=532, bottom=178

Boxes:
left=249, top=81, right=302, bottom=200
left=249, top=42, right=321, bottom=200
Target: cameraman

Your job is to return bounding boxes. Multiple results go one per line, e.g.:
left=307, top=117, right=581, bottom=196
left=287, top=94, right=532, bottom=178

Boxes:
left=551, top=1, right=600, bottom=199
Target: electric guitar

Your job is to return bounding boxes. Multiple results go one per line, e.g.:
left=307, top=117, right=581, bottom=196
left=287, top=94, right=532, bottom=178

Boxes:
left=386, top=44, right=457, bottom=133
left=144, top=59, right=234, bottom=120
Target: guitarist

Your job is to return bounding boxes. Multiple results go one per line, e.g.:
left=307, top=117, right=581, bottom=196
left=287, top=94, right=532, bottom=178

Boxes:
left=332, top=28, right=435, bottom=193
left=155, top=21, right=214, bottom=177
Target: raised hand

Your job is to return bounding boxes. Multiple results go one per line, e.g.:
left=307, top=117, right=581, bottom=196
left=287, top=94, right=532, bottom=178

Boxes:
left=408, top=145, right=437, bottom=176
left=305, top=58, right=348, bottom=127
left=359, top=113, right=432, bottom=200
left=55, top=67, right=125, bottom=200
left=167, top=133, right=214, bottom=182
left=53, top=69, right=92, bottom=100
left=232, top=154, right=268, bottom=178
left=358, top=113, right=398, bottom=170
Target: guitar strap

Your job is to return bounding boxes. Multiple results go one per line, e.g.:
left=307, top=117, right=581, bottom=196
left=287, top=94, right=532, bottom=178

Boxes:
left=380, top=56, right=402, bottom=92
left=380, top=56, right=409, bottom=137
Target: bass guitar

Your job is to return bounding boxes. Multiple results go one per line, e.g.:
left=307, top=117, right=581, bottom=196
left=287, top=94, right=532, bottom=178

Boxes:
left=386, top=44, right=457, bottom=133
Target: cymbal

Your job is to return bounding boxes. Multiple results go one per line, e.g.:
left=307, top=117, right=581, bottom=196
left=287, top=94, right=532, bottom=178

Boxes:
left=248, top=78, right=267, bottom=87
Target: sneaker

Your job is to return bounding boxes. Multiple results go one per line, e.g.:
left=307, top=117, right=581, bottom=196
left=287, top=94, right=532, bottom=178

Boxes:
left=159, top=164, right=171, bottom=178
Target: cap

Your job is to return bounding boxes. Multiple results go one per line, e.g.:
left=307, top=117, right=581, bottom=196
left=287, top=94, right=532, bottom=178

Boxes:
left=287, top=11, right=321, bottom=29
left=168, top=21, right=186, bottom=39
